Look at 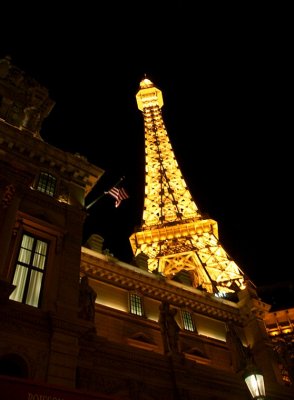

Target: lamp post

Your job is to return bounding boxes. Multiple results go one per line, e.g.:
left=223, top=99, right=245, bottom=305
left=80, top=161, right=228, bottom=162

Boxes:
left=243, top=364, right=266, bottom=399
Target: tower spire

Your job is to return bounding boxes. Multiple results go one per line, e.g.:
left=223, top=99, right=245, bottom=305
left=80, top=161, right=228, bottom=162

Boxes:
left=129, top=78, right=246, bottom=295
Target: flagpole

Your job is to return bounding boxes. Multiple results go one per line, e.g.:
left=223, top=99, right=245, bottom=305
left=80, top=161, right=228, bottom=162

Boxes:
left=85, top=192, right=106, bottom=211
left=113, top=176, right=125, bottom=187
left=104, top=176, right=125, bottom=193
left=85, top=176, right=126, bottom=211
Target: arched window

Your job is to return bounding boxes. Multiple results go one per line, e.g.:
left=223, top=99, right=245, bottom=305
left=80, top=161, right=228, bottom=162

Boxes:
left=0, top=354, right=29, bottom=378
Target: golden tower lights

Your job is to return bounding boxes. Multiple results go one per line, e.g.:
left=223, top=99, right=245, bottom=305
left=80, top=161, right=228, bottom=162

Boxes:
left=130, top=78, right=246, bottom=296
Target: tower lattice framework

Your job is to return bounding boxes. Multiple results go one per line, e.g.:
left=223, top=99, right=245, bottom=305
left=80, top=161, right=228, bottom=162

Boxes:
left=129, top=78, right=246, bottom=295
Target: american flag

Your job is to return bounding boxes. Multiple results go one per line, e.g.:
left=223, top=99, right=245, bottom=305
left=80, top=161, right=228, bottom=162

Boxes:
left=107, top=186, right=129, bottom=208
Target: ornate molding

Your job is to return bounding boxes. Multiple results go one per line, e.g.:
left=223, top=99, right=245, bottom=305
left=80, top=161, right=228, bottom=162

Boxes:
left=81, top=252, right=242, bottom=323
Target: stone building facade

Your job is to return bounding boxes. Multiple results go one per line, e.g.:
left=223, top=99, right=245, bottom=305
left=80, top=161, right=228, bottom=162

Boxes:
left=0, top=57, right=293, bottom=400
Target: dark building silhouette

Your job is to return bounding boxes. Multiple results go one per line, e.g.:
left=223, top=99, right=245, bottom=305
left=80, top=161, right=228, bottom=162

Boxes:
left=0, top=57, right=293, bottom=399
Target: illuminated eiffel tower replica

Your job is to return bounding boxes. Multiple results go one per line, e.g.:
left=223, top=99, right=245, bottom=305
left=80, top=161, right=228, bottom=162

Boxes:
left=129, top=77, right=247, bottom=296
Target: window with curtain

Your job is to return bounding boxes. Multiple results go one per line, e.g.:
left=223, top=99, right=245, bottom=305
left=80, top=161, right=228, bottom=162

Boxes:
left=36, top=172, right=56, bottom=196
left=9, top=233, right=48, bottom=307
left=181, top=310, right=195, bottom=332
left=129, top=293, right=144, bottom=316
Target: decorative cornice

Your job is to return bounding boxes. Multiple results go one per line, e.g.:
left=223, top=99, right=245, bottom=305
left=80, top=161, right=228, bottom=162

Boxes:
left=81, top=248, right=242, bottom=323
left=0, top=119, right=104, bottom=196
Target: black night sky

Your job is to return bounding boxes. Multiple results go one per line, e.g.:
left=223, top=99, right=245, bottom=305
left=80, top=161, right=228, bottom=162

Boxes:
left=1, top=4, right=293, bottom=309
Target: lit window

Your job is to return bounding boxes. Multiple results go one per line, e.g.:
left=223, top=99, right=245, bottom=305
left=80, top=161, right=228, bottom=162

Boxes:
left=9, top=233, right=48, bottom=307
left=129, top=293, right=144, bottom=316
left=181, top=310, right=195, bottom=332
left=36, top=172, right=56, bottom=196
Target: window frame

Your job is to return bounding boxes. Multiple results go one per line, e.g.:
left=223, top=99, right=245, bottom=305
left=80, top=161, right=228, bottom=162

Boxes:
left=9, top=232, right=49, bottom=307
left=8, top=213, right=63, bottom=310
left=128, top=292, right=144, bottom=317
left=181, top=309, right=196, bottom=332
left=36, top=171, right=57, bottom=197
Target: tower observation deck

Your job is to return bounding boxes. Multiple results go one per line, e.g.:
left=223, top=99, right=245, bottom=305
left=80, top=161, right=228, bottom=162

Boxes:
left=129, top=78, right=246, bottom=296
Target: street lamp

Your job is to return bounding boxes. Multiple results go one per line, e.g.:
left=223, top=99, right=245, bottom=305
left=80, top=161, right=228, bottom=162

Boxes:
left=243, top=364, right=266, bottom=399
